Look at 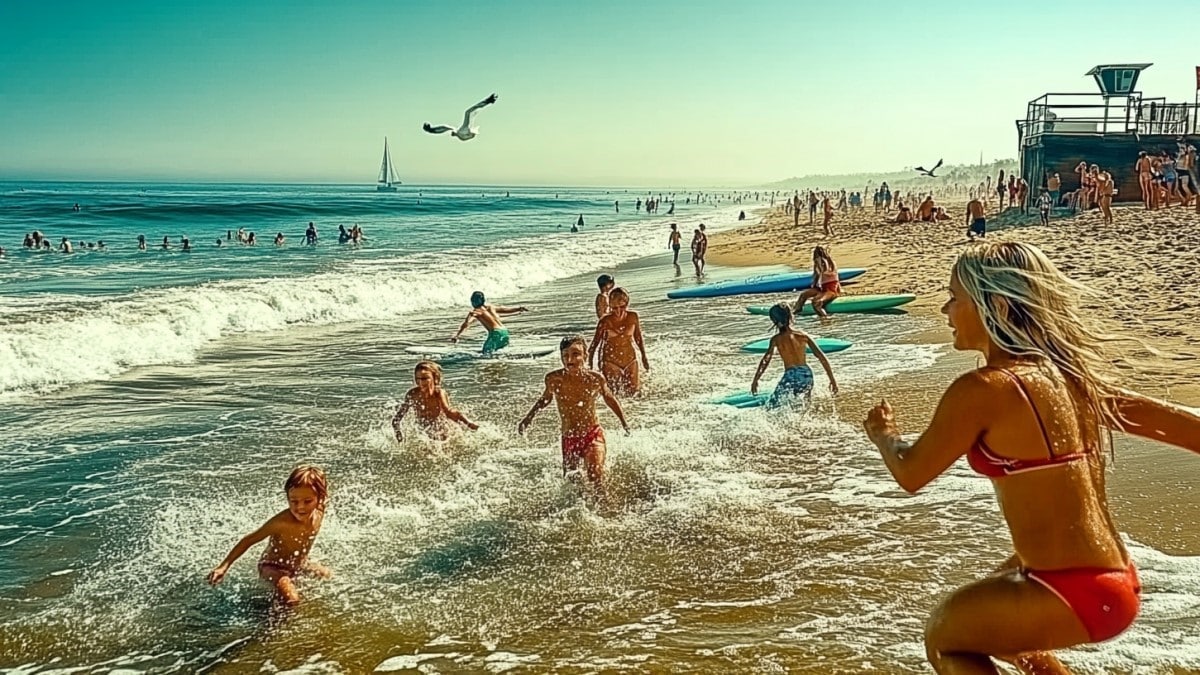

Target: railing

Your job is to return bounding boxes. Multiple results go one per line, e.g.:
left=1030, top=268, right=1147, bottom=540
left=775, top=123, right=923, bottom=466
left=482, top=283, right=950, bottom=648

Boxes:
left=1016, top=92, right=1199, bottom=146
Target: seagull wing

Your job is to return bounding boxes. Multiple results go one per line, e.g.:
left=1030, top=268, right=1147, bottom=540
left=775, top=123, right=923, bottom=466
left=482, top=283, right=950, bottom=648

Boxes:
left=915, top=166, right=928, bottom=174
left=461, top=93, right=498, bottom=129
left=423, top=123, right=454, bottom=134
left=933, top=158, right=944, bottom=171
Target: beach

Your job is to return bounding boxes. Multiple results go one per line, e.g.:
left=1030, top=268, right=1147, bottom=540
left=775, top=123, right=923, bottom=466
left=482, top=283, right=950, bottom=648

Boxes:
left=2, top=183, right=1199, bottom=674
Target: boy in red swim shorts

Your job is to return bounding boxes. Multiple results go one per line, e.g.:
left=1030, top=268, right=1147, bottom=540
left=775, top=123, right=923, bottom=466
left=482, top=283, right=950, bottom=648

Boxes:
left=518, top=336, right=629, bottom=488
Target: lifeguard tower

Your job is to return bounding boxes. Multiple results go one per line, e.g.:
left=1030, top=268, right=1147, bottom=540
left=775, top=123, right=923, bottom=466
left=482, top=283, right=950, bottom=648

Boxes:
left=1016, top=63, right=1198, bottom=202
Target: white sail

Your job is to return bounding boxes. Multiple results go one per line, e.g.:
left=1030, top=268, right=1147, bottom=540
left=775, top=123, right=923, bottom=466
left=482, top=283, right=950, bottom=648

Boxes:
left=377, top=137, right=400, bottom=191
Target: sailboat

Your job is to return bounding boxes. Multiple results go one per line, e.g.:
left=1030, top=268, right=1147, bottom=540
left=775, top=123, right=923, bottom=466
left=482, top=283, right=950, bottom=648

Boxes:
left=376, top=137, right=401, bottom=192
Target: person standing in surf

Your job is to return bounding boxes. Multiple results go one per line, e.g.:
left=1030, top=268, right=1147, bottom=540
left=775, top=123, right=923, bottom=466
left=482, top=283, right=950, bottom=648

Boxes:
left=450, top=291, right=529, bottom=355
left=668, top=223, right=682, bottom=265
left=595, top=274, right=615, bottom=319
left=392, top=361, right=479, bottom=441
left=519, top=336, right=629, bottom=488
left=863, top=241, right=1200, bottom=673
left=588, top=287, right=650, bottom=396
left=691, top=223, right=708, bottom=276
left=751, top=303, right=838, bottom=407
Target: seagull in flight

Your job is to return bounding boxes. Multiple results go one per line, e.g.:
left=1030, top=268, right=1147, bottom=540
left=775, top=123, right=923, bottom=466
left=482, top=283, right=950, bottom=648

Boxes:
left=915, top=159, right=943, bottom=177
left=423, top=94, right=498, bottom=141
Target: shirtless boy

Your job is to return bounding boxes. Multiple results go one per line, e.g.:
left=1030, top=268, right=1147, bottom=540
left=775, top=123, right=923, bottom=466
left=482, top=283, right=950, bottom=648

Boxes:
left=668, top=224, right=682, bottom=265
left=966, top=196, right=986, bottom=239
left=595, top=274, right=615, bottom=319
left=690, top=223, right=708, bottom=276
left=518, top=336, right=630, bottom=486
left=451, top=291, right=529, bottom=355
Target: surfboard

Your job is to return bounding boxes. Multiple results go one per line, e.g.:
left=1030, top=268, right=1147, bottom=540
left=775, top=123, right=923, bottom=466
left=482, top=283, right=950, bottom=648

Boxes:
left=740, top=337, right=852, bottom=354
left=708, top=391, right=773, bottom=408
left=404, top=345, right=557, bottom=363
left=746, top=293, right=917, bottom=316
left=666, top=268, right=867, bottom=300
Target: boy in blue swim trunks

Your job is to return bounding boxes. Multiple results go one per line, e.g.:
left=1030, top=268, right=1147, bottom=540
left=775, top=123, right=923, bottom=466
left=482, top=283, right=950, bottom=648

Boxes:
left=451, top=291, right=530, bottom=354
left=750, top=303, right=838, bottom=407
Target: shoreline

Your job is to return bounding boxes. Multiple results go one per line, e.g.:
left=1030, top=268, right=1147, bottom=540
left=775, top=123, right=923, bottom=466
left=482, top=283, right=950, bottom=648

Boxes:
left=708, top=200, right=1200, bottom=405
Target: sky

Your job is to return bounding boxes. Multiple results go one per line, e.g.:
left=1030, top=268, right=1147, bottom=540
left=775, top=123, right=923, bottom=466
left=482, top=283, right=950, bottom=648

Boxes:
left=1, top=0, right=1196, bottom=186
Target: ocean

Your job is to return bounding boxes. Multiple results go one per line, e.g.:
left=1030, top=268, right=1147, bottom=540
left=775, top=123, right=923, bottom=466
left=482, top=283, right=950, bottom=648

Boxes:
left=1, top=183, right=1198, bottom=674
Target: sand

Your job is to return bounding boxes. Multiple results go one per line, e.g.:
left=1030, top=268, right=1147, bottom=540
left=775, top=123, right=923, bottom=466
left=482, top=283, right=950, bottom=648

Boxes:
left=708, top=199, right=1200, bottom=405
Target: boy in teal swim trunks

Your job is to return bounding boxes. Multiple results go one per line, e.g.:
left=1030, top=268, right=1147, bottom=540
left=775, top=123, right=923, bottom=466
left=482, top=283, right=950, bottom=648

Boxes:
left=450, top=291, right=530, bottom=354
left=750, top=303, right=838, bottom=407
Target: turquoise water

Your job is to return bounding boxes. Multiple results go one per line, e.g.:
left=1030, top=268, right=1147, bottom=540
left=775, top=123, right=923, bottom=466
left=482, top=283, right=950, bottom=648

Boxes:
left=2, top=183, right=1198, bottom=674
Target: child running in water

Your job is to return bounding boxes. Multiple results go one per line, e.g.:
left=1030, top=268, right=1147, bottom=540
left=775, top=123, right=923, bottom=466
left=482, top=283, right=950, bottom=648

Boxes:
left=595, top=274, right=615, bottom=319
left=207, top=465, right=330, bottom=605
left=451, top=291, right=529, bottom=355
left=392, top=361, right=479, bottom=441
left=518, top=336, right=630, bottom=487
left=751, top=304, right=838, bottom=407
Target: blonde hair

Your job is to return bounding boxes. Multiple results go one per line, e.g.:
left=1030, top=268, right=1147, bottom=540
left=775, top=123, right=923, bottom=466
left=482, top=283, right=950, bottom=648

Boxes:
left=414, top=360, right=442, bottom=387
left=953, top=242, right=1125, bottom=435
left=285, top=465, right=328, bottom=505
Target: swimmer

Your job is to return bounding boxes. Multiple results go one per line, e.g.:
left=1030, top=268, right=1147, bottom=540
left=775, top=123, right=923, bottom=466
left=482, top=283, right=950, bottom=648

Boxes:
left=215, top=239, right=223, bottom=247
left=181, top=237, right=191, bottom=252
left=207, top=465, right=331, bottom=605
left=274, top=232, right=285, bottom=246
left=392, top=361, right=479, bottom=441
left=161, top=236, right=171, bottom=250
left=450, top=291, right=529, bottom=355
left=863, top=242, right=1200, bottom=673
left=750, top=303, right=838, bottom=407
left=595, top=274, right=615, bottom=319
left=792, top=246, right=840, bottom=317
left=247, top=232, right=257, bottom=246
left=518, top=336, right=630, bottom=487
left=60, top=238, right=73, bottom=253
left=588, top=287, right=650, bottom=396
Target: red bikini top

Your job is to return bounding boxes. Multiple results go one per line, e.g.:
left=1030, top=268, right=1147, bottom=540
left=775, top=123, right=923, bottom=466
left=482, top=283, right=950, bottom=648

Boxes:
left=967, top=367, right=1089, bottom=478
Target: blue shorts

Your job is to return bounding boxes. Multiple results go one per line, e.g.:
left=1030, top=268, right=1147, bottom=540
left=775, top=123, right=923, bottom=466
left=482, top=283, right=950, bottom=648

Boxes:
left=768, top=365, right=814, bottom=408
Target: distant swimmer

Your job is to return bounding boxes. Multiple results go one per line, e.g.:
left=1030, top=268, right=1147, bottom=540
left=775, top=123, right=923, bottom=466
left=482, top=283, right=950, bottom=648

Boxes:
left=247, top=232, right=257, bottom=246
left=668, top=223, right=682, bottom=265
left=588, top=287, right=650, bottom=396
left=750, top=304, right=838, bottom=408
left=570, top=224, right=579, bottom=233
left=161, top=236, right=171, bottom=250
left=392, top=361, right=479, bottom=442
left=207, top=465, right=331, bottom=605
left=181, top=237, right=192, bottom=252
left=915, top=158, right=943, bottom=177
left=137, top=234, right=147, bottom=251
left=422, top=93, right=498, bottom=141
left=72, top=203, right=80, bottom=212
left=577, top=214, right=585, bottom=228
left=450, top=291, right=529, bottom=355
left=614, top=201, right=619, bottom=213
left=274, top=232, right=285, bottom=246
left=60, top=238, right=73, bottom=253
left=595, top=274, right=615, bottom=319
left=518, top=336, right=630, bottom=490
left=738, top=210, right=746, bottom=221
left=215, top=239, right=223, bottom=247
left=338, top=224, right=351, bottom=243
left=305, top=222, right=318, bottom=245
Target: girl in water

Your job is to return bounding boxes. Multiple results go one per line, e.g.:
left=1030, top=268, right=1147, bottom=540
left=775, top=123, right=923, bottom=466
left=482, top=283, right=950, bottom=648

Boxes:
left=792, top=246, right=841, bottom=318
left=392, top=361, right=479, bottom=441
left=863, top=242, right=1200, bottom=673
left=588, top=287, right=650, bottom=396
left=207, top=465, right=331, bottom=605
left=751, top=303, right=838, bottom=407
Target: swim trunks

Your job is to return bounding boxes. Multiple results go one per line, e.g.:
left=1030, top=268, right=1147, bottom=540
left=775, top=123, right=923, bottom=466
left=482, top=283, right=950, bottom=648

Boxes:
left=768, top=365, right=814, bottom=408
left=970, top=218, right=987, bottom=236
left=258, top=560, right=299, bottom=578
left=481, top=327, right=511, bottom=355
left=561, top=425, right=605, bottom=469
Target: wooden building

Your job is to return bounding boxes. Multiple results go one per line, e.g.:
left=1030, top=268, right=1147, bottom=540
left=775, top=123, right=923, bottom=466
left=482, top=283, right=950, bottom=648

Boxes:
left=1016, top=64, right=1199, bottom=202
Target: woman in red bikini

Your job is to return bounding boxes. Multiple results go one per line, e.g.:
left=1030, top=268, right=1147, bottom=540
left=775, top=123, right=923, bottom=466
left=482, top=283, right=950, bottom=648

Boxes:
left=863, top=241, right=1200, bottom=673
left=792, top=246, right=841, bottom=318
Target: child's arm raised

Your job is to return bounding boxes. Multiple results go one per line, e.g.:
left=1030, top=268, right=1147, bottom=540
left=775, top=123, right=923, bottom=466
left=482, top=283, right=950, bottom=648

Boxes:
left=750, top=338, right=776, bottom=395
left=518, top=373, right=555, bottom=434
left=494, top=305, right=529, bottom=315
left=392, top=391, right=414, bottom=441
left=804, top=334, right=839, bottom=394
left=440, top=389, right=479, bottom=431
left=598, top=373, right=630, bottom=434
left=207, top=517, right=278, bottom=585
